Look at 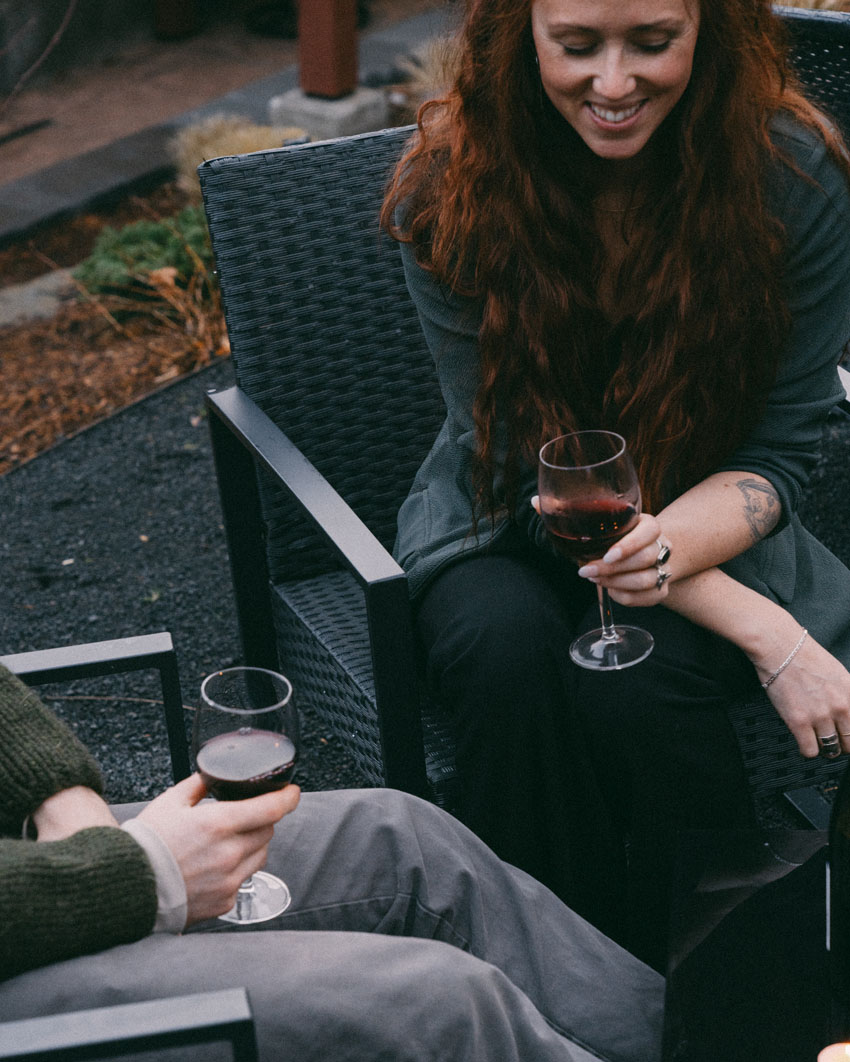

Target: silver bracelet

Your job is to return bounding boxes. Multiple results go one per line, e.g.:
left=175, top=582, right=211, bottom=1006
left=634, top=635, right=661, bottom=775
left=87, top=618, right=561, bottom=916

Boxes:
left=760, top=628, right=808, bottom=689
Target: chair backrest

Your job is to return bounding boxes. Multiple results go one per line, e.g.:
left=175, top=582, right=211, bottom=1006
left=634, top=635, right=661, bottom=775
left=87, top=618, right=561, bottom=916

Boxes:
left=198, top=8, right=850, bottom=588
left=779, top=5, right=850, bottom=138
left=199, top=126, right=443, bottom=585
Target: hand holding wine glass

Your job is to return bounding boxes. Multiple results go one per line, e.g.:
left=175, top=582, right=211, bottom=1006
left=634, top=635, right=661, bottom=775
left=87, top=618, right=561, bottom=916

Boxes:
left=193, top=666, right=299, bottom=924
left=538, top=430, right=655, bottom=670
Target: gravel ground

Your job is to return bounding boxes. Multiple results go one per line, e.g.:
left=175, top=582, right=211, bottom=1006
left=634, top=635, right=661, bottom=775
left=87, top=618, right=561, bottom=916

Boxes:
left=0, top=358, right=364, bottom=803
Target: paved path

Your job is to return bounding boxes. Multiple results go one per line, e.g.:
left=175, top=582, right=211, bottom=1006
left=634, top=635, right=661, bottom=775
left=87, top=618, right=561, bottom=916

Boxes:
left=0, top=7, right=453, bottom=243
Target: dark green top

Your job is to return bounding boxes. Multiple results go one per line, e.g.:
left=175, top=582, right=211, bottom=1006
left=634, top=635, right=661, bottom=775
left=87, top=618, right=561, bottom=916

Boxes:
left=395, top=116, right=850, bottom=658
left=0, top=665, right=157, bottom=981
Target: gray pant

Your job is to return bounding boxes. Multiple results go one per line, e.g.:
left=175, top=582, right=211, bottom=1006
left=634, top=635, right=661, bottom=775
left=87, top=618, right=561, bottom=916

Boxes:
left=0, top=789, right=663, bottom=1061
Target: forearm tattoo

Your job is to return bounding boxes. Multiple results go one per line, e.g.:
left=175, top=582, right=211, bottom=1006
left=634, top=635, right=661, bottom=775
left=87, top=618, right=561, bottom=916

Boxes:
left=736, top=478, right=781, bottom=543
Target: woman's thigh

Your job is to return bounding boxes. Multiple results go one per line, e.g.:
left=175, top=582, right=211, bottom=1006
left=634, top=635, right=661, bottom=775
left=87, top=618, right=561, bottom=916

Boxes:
left=416, top=550, right=591, bottom=731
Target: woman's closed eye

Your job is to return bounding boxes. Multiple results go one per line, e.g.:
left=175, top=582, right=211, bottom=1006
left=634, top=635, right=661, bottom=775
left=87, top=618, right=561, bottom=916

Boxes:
left=560, top=39, right=673, bottom=57
left=560, top=41, right=597, bottom=56
left=637, top=39, right=672, bottom=53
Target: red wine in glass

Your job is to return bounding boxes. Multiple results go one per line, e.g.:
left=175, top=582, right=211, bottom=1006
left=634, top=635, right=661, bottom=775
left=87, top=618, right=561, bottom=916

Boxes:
left=193, top=666, right=299, bottom=923
left=544, top=498, right=639, bottom=562
left=539, top=430, right=654, bottom=670
left=196, top=729, right=297, bottom=801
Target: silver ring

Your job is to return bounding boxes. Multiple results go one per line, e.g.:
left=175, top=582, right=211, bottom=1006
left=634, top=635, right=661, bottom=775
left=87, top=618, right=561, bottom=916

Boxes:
left=818, top=733, right=842, bottom=759
left=655, top=540, right=671, bottom=567
left=655, top=568, right=671, bottom=591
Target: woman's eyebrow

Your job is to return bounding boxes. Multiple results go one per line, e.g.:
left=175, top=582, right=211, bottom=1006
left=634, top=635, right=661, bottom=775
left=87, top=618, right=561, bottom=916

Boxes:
left=545, top=18, right=687, bottom=34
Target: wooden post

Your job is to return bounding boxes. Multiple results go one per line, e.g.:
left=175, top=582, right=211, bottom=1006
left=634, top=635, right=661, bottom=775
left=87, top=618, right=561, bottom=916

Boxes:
left=298, top=0, right=358, bottom=99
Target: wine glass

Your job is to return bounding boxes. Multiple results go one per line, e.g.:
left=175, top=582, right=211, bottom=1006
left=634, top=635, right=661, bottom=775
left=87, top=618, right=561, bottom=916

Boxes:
left=538, top=430, right=655, bottom=671
left=193, top=666, right=299, bottom=924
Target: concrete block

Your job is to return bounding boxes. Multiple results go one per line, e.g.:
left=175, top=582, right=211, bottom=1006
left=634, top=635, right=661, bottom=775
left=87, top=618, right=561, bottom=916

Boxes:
left=267, top=86, right=389, bottom=142
left=0, top=269, right=74, bottom=326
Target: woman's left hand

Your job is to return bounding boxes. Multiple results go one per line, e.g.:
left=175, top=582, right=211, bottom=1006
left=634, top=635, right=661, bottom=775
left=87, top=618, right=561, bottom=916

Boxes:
left=746, top=628, right=850, bottom=759
left=574, top=512, right=674, bottom=606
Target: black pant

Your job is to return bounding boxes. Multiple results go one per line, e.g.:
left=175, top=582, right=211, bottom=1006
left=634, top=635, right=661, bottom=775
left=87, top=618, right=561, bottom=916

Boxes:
left=416, top=547, right=757, bottom=968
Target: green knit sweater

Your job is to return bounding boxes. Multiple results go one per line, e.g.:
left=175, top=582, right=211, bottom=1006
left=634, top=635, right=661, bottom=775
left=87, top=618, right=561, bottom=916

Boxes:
left=0, top=665, right=158, bottom=981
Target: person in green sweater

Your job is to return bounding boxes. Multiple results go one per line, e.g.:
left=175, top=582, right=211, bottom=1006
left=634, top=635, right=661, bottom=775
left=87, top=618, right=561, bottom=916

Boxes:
left=0, top=663, right=664, bottom=1062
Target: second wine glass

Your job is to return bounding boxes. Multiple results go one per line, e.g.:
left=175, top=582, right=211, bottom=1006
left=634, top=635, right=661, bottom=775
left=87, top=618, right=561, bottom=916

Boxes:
left=538, top=430, right=655, bottom=671
left=193, top=666, right=299, bottom=924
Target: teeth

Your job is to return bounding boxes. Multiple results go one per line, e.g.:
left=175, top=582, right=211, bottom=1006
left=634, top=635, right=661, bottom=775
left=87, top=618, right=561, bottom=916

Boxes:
left=590, top=102, right=641, bottom=123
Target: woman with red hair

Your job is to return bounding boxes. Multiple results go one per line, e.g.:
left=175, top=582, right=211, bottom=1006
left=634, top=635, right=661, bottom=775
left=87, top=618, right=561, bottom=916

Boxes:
left=383, top=0, right=850, bottom=966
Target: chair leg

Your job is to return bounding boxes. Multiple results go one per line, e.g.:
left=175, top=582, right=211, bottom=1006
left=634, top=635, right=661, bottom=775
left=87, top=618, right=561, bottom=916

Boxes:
left=157, top=648, right=191, bottom=782
left=206, top=389, right=279, bottom=671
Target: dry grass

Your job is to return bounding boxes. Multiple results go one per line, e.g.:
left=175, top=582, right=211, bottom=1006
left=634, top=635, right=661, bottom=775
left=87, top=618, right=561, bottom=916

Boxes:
left=396, top=34, right=460, bottom=112
left=170, top=114, right=308, bottom=203
left=0, top=203, right=229, bottom=475
left=0, top=295, right=228, bottom=475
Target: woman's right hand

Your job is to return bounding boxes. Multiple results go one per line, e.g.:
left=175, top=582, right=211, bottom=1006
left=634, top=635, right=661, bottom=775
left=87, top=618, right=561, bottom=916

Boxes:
left=135, top=774, right=299, bottom=925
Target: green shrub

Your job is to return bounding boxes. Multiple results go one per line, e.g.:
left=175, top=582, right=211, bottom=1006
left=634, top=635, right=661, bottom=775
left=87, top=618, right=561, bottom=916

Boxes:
left=74, top=207, right=213, bottom=293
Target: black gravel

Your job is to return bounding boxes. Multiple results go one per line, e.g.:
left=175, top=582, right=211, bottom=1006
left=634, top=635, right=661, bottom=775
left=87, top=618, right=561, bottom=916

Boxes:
left=0, top=358, right=364, bottom=803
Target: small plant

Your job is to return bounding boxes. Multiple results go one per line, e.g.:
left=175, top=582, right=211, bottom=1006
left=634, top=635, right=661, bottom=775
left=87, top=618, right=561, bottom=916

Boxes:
left=73, top=206, right=213, bottom=293
left=69, top=200, right=229, bottom=376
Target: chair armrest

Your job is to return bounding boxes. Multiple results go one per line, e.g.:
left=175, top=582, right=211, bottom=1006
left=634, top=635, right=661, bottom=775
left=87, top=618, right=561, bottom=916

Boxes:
left=0, top=987, right=257, bottom=1061
left=1, top=633, right=190, bottom=784
left=206, top=385, right=402, bottom=585
left=838, top=364, right=850, bottom=415
left=205, top=386, right=428, bottom=796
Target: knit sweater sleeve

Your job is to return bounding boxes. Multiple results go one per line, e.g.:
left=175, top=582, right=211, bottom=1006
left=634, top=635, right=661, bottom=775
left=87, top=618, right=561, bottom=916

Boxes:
left=0, top=827, right=158, bottom=981
left=0, top=665, right=104, bottom=836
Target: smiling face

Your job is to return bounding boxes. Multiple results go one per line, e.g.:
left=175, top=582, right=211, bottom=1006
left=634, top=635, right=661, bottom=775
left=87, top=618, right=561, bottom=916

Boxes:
left=530, top=0, right=700, bottom=164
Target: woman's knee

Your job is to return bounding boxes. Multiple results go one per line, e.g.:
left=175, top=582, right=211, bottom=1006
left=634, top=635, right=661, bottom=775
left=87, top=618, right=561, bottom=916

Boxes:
left=418, top=555, right=575, bottom=697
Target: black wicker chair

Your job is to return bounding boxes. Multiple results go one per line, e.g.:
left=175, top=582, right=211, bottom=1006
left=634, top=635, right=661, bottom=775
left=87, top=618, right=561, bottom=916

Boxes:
left=200, top=7, right=850, bottom=815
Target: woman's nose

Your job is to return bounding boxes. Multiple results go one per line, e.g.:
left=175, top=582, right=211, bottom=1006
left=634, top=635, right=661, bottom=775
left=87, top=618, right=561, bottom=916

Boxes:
left=592, top=49, right=637, bottom=100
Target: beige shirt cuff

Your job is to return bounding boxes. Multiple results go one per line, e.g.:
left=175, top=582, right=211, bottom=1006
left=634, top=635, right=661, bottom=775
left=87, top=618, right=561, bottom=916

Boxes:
left=121, top=818, right=188, bottom=933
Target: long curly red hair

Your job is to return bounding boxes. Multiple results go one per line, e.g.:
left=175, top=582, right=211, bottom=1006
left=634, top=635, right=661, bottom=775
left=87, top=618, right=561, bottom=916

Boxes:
left=381, top=0, right=850, bottom=516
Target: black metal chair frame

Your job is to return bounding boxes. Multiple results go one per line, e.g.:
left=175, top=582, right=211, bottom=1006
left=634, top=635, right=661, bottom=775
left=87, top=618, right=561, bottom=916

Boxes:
left=206, top=385, right=428, bottom=796
left=201, top=7, right=850, bottom=812
left=1, top=631, right=191, bottom=784
left=0, top=988, right=257, bottom=1062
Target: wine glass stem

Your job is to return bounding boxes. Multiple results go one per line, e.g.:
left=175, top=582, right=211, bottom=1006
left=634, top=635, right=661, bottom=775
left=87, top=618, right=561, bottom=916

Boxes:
left=597, top=585, right=620, bottom=642
left=235, top=876, right=256, bottom=919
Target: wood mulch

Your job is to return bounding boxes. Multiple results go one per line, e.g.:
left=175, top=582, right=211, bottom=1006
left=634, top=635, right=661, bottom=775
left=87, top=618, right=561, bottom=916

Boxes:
left=0, top=180, right=230, bottom=476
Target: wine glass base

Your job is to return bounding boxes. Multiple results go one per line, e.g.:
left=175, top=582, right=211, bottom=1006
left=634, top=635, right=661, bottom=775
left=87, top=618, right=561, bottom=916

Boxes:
left=569, top=625, right=654, bottom=671
left=217, top=870, right=292, bottom=925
